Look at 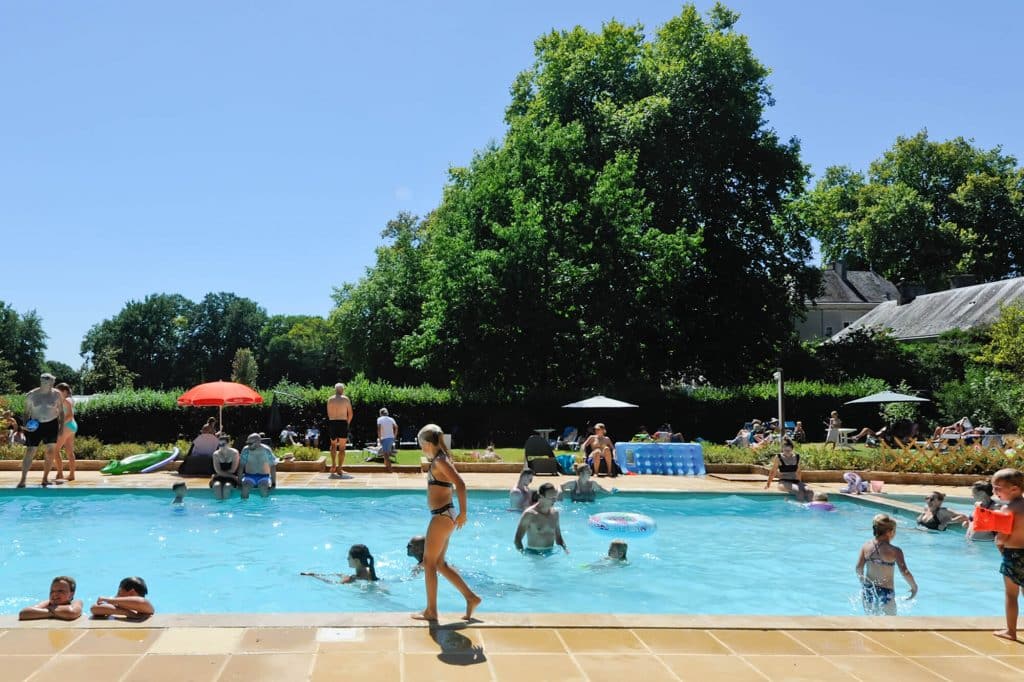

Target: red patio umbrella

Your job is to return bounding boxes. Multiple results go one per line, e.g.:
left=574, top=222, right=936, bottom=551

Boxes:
left=177, top=381, right=263, bottom=430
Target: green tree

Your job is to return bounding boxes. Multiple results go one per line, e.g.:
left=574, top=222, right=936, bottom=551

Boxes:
left=42, top=360, right=82, bottom=389
left=184, top=293, right=268, bottom=382
left=0, top=302, right=47, bottom=390
left=0, top=356, right=17, bottom=394
left=977, top=302, right=1024, bottom=375
left=797, top=131, right=1024, bottom=289
left=329, top=212, right=429, bottom=384
left=230, top=347, right=259, bottom=387
left=82, top=347, right=137, bottom=392
left=395, top=5, right=816, bottom=394
left=81, top=293, right=196, bottom=388
left=256, top=315, right=335, bottom=385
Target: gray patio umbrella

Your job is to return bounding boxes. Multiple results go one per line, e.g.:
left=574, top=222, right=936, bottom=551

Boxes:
left=561, top=395, right=639, bottom=409
left=844, top=390, right=930, bottom=405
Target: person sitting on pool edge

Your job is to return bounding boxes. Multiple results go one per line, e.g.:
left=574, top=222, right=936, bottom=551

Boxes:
left=90, top=576, right=154, bottom=620
left=514, top=482, right=567, bottom=554
left=509, top=469, right=535, bottom=511
left=210, top=432, right=240, bottom=500
left=19, top=576, right=83, bottom=621
left=301, top=544, right=380, bottom=584
left=856, top=514, right=917, bottom=615
left=917, top=491, right=968, bottom=531
left=560, top=463, right=616, bottom=502
left=239, top=433, right=277, bottom=499
left=764, top=438, right=813, bottom=502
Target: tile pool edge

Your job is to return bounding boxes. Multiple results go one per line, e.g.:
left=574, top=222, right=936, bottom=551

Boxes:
left=0, top=612, right=1005, bottom=630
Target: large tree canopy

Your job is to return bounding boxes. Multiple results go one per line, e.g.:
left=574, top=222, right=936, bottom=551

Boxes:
left=0, top=301, right=47, bottom=391
left=797, top=131, right=1024, bottom=290
left=383, top=4, right=816, bottom=394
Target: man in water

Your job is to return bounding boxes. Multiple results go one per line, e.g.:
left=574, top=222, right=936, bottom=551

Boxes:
left=407, top=535, right=425, bottom=573
left=19, top=576, right=82, bottom=621
left=239, top=433, right=277, bottom=499
left=17, top=373, right=65, bottom=488
left=326, top=383, right=353, bottom=476
left=514, top=483, right=568, bottom=554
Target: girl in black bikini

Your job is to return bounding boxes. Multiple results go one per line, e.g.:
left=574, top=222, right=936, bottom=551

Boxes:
left=764, top=438, right=813, bottom=502
left=413, top=424, right=481, bottom=622
left=916, top=491, right=968, bottom=531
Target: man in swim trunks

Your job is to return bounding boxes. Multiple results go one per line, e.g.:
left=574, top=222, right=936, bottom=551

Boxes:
left=514, top=483, right=567, bottom=554
left=992, top=468, right=1024, bottom=641
left=239, top=433, right=277, bottom=499
left=17, top=373, right=65, bottom=488
left=327, top=383, right=353, bottom=476
left=855, top=514, right=917, bottom=615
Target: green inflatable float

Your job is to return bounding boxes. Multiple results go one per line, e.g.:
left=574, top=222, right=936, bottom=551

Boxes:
left=101, top=447, right=180, bottom=475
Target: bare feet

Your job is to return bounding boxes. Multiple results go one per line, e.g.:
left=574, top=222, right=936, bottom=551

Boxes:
left=67, top=476, right=75, bottom=482
left=993, top=629, right=1019, bottom=642
left=329, top=466, right=337, bottom=475
left=463, top=595, right=482, bottom=621
left=412, top=610, right=437, bottom=621
left=16, top=481, right=26, bottom=488
left=41, top=479, right=50, bottom=487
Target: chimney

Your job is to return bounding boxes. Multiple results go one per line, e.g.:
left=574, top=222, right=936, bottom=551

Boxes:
left=948, top=274, right=978, bottom=289
left=831, top=261, right=848, bottom=282
left=896, top=280, right=927, bottom=306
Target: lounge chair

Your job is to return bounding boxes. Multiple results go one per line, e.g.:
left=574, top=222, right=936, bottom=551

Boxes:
left=524, top=434, right=560, bottom=475
left=554, top=426, right=580, bottom=451
left=398, top=425, right=419, bottom=450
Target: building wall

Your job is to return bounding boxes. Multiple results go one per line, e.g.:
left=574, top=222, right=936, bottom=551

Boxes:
left=797, top=304, right=879, bottom=341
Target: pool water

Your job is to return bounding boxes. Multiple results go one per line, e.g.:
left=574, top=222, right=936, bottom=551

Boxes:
left=0, top=490, right=1003, bottom=617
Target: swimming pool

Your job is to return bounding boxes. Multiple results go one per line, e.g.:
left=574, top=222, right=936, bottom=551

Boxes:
left=0, top=490, right=1003, bottom=617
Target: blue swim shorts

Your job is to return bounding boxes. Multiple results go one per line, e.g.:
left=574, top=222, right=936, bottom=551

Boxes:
left=243, top=473, right=270, bottom=487
left=380, top=437, right=395, bottom=454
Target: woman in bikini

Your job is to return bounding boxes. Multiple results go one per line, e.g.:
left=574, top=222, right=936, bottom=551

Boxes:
left=413, top=424, right=480, bottom=622
left=53, top=383, right=77, bottom=482
left=764, top=438, right=813, bottom=502
left=916, top=491, right=968, bottom=531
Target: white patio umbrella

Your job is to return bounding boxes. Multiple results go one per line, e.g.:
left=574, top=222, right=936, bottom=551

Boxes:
left=561, top=395, right=639, bottom=409
left=844, top=391, right=930, bottom=405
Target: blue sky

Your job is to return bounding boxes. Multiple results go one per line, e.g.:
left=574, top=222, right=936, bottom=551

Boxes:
left=3, top=1, right=1023, bottom=367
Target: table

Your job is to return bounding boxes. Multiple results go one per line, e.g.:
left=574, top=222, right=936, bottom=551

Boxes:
left=838, top=428, right=856, bottom=449
left=534, top=428, right=555, bottom=441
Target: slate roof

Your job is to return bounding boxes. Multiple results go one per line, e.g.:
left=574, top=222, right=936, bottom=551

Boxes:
left=833, top=276, right=1024, bottom=341
left=810, top=267, right=899, bottom=305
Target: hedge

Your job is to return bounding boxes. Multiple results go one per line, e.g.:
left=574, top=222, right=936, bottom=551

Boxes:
left=3, top=378, right=897, bottom=447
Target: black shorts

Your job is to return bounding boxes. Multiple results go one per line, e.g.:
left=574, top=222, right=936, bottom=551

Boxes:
left=329, top=419, right=349, bottom=440
left=26, top=419, right=59, bottom=447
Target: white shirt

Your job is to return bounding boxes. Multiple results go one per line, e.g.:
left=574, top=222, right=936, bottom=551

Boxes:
left=377, top=415, right=398, bottom=439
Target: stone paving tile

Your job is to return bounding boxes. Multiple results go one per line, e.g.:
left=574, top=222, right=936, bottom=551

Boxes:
left=311, top=652, right=400, bottom=681
left=912, top=654, right=1022, bottom=681
left=861, top=630, right=975, bottom=656
left=403, top=652, right=492, bottom=682
left=573, top=653, right=679, bottom=682
left=490, top=653, right=585, bottom=681
left=0, top=655, right=50, bottom=682
left=0, top=628, right=82, bottom=655
left=402, top=626, right=487, bottom=654
left=823, top=655, right=944, bottom=681
left=743, top=654, right=858, bottom=681
left=933, top=629, right=1024, bottom=654
left=238, top=627, right=317, bottom=653
left=315, top=626, right=400, bottom=652
left=632, top=628, right=731, bottom=654
left=558, top=628, right=646, bottom=653
left=148, top=627, right=244, bottom=655
left=217, top=653, right=314, bottom=681
left=478, top=628, right=567, bottom=653
left=785, top=630, right=898, bottom=656
left=121, top=654, right=228, bottom=682
left=64, top=628, right=160, bottom=655
left=28, top=654, right=140, bottom=682
left=708, top=629, right=814, bottom=656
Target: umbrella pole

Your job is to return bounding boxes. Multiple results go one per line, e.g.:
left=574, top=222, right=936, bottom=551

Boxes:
left=219, top=405, right=223, bottom=431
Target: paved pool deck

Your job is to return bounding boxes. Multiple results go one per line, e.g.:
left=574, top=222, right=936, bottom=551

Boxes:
left=1, top=469, right=1021, bottom=681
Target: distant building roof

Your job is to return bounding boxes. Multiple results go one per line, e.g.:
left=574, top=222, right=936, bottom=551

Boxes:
left=809, top=264, right=899, bottom=305
left=833, top=276, right=1024, bottom=341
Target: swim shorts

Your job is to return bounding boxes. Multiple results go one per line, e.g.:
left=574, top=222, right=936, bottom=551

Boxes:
left=26, top=419, right=59, bottom=447
left=523, top=546, right=557, bottom=556
left=861, top=580, right=895, bottom=612
left=329, top=419, right=349, bottom=440
left=242, top=473, right=271, bottom=487
left=1000, top=548, right=1024, bottom=587
left=380, top=437, right=395, bottom=454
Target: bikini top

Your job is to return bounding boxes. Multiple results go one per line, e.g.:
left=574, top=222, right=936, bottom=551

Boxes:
left=427, top=454, right=454, bottom=488
left=917, top=513, right=942, bottom=530
left=867, top=541, right=895, bottom=566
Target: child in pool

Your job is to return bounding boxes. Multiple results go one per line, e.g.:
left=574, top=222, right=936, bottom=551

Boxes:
left=964, top=480, right=999, bottom=542
left=807, top=492, right=835, bottom=511
left=301, top=544, right=379, bottom=584
left=991, top=468, right=1024, bottom=642
left=172, top=482, right=187, bottom=505
left=855, top=514, right=917, bottom=615
left=607, top=540, right=628, bottom=561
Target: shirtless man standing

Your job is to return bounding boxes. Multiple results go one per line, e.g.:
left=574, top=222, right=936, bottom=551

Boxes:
left=17, top=373, right=65, bottom=488
left=514, top=483, right=568, bottom=554
left=327, top=383, right=353, bottom=476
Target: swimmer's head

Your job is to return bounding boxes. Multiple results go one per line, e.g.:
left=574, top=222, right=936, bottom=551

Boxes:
left=926, top=491, right=945, bottom=506
left=608, top=540, right=628, bottom=560
left=971, top=480, right=994, bottom=501
left=813, top=492, right=829, bottom=502
left=537, top=482, right=558, bottom=505
left=348, top=544, right=378, bottom=580
left=516, top=469, right=534, bottom=486
left=50, top=576, right=76, bottom=604
left=172, top=482, right=187, bottom=497
left=407, top=536, right=425, bottom=560
left=993, top=469, right=1024, bottom=501
left=575, top=463, right=591, bottom=479
left=872, top=514, right=897, bottom=538
left=118, top=576, right=148, bottom=597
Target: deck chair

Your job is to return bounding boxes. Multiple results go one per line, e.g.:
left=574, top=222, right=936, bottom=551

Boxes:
left=554, top=426, right=579, bottom=451
left=524, top=434, right=560, bottom=475
left=398, top=425, right=419, bottom=450
left=783, top=421, right=796, bottom=438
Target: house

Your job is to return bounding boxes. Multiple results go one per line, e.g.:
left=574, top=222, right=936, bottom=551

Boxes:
left=797, top=263, right=899, bottom=340
left=832, top=275, right=1024, bottom=341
